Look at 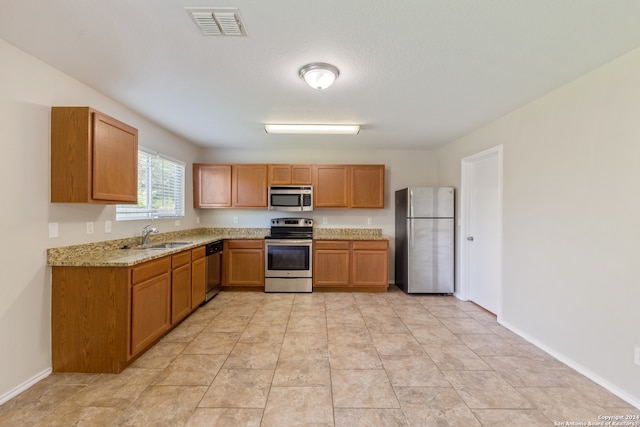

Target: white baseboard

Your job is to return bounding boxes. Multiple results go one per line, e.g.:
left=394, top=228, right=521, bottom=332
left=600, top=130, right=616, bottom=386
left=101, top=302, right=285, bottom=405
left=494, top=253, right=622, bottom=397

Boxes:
left=0, top=368, right=51, bottom=405
left=499, top=319, right=640, bottom=410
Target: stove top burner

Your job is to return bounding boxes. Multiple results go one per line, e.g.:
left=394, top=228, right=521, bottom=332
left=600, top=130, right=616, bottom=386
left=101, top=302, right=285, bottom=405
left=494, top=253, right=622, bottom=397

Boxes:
left=267, top=217, right=313, bottom=239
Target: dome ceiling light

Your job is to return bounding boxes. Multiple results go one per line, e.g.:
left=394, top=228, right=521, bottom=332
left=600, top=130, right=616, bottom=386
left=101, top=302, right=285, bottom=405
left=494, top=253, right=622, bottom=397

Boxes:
left=299, top=63, right=340, bottom=90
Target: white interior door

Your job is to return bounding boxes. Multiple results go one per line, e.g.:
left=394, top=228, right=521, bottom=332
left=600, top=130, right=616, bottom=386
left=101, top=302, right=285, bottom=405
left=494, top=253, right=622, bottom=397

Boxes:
left=460, top=146, right=502, bottom=316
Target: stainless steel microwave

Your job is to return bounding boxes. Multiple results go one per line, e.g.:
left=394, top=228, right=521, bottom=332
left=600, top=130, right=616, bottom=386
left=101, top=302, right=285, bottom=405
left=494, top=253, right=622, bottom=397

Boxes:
left=268, top=186, right=313, bottom=211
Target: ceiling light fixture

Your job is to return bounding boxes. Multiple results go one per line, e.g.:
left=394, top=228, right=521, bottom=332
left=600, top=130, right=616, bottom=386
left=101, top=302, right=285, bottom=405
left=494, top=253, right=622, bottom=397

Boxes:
left=264, top=124, right=360, bottom=135
left=299, top=63, right=340, bottom=90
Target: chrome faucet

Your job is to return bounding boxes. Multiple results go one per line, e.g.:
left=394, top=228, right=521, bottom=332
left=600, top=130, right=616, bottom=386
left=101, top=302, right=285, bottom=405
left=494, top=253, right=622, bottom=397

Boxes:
left=141, top=224, right=159, bottom=247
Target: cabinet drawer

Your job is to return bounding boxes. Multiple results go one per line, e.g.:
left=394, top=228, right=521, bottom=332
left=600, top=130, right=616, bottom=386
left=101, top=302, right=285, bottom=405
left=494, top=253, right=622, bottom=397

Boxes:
left=352, top=240, right=388, bottom=250
left=314, top=240, right=350, bottom=250
left=131, top=257, right=171, bottom=285
left=227, top=239, right=264, bottom=249
left=172, top=251, right=191, bottom=268
left=191, top=246, right=205, bottom=260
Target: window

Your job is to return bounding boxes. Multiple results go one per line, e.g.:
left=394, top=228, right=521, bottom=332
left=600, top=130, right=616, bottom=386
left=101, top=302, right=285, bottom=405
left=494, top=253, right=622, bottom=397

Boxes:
left=116, top=148, right=185, bottom=221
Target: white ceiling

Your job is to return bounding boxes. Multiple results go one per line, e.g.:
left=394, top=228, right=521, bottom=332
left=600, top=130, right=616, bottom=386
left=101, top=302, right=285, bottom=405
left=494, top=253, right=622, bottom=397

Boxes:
left=2, top=0, right=640, bottom=150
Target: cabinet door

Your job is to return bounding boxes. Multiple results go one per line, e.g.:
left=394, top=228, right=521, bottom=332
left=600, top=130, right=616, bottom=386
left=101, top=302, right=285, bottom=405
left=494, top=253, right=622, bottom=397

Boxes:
left=268, top=164, right=313, bottom=185
left=291, top=165, right=313, bottom=184
left=233, top=165, right=268, bottom=207
left=171, top=263, right=192, bottom=324
left=232, top=165, right=267, bottom=208
left=313, top=241, right=350, bottom=287
left=268, top=165, right=292, bottom=185
left=349, top=165, right=385, bottom=208
left=314, top=165, right=349, bottom=208
left=351, top=241, right=389, bottom=288
left=224, top=240, right=264, bottom=286
left=92, top=111, right=138, bottom=203
left=191, top=247, right=206, bottom=309
left=131, top=272, right=171, bottom=356
left=194, top=164, right=232, bottom=208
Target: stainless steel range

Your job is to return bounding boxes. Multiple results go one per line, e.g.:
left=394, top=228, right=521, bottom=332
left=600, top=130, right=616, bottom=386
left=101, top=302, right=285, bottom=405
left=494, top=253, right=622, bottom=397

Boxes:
left=264, top=218, right=313, bottom=293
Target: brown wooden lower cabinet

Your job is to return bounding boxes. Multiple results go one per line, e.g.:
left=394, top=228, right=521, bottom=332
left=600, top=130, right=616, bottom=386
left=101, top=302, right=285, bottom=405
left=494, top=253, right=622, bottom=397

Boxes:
left=222, top=239, right=264, bottom=290
left=131, top=258, right=172, bottom=357
left=191, top=246, right=206, bottom=309
left=52, top=266, right=130, bottom=373
left=313, top=241, right=350, bottom=287
left=51, top=246, right=206, bottom=374
left=351, top=241, right=389, bottom=288
left=313, top=240, right=389, bottom=292
left=171, top=251, right=192, bottom=324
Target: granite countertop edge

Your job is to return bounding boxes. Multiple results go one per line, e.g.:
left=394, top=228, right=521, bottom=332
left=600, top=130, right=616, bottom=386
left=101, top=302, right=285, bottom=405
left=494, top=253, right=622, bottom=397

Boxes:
left=47, top=227, right=388, bottom=267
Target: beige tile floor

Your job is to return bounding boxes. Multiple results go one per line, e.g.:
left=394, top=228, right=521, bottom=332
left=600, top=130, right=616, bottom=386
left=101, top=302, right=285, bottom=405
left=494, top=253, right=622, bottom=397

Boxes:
left=1, top=286, right=638, bottom=426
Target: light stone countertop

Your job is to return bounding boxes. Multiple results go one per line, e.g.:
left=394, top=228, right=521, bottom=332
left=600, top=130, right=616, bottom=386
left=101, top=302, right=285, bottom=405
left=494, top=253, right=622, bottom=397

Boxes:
left=47, top=227, right=387, bottom=267
left=313, top=228, right=386, bottom=240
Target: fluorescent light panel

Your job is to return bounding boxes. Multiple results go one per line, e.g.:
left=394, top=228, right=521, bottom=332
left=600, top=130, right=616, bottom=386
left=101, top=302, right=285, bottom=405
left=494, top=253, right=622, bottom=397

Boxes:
left=264, top=124, right=360, bottom=135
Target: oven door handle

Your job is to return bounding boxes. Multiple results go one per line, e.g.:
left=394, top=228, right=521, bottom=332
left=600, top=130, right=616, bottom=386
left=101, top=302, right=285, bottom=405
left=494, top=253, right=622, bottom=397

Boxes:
left=265, top=240, right=312, bottom=245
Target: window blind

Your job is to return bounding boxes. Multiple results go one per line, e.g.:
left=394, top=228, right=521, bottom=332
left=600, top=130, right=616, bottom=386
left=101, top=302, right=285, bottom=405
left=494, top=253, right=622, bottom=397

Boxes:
left=116, top=148, right=185, bottom=221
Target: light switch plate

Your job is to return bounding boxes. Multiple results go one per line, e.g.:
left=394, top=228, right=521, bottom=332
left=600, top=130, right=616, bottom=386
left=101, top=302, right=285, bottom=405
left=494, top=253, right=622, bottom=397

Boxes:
left=233, top=216, right=238, bottom=224
left=86, top=222, right=94, bottom=235
left=104, top=220, right=112, bottom=233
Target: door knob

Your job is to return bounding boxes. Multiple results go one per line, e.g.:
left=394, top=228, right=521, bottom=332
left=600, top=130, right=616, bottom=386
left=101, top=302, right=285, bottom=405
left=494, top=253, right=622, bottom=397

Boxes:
left=467, top=236, right=474, bottom=241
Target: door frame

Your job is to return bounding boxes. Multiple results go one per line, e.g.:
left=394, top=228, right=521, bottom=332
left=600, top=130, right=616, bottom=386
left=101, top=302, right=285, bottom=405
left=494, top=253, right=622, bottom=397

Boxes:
left=458, top=145, right=503, bottom=317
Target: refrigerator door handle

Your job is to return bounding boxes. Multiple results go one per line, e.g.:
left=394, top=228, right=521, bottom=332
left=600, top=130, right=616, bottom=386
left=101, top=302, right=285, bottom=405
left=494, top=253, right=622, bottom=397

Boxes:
left=408, top=220, right=413, bottom=247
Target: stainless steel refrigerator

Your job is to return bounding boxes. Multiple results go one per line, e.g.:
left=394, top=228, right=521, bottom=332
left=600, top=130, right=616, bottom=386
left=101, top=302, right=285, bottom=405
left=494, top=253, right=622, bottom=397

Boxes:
left=395, top=187, right=455, bottom=293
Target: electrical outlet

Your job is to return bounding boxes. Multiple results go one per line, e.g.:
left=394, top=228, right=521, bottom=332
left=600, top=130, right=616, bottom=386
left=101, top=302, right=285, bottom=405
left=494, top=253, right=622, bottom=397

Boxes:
left=175, top=220, right=181, bottom=226
left=233, top=216, right=238, bottom=224
left=104, top=220, right=112, bottom=233
left=86, top=222, right=94, bottom=235
left=322, top=217, right=328, bottom=225
left=367, top=217, right=372, bottom=225
left=196, top=216, right=200, bottom=224
left=634, top=346, right=640, bottom=366
left=48, top=222, right=59, bottom=238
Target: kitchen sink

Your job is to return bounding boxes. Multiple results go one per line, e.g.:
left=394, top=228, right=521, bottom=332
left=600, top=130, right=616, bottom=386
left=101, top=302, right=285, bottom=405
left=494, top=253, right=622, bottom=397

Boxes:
left=149, top=241, right=192, bottom=249
left=127, top=241, right=193, bottom=250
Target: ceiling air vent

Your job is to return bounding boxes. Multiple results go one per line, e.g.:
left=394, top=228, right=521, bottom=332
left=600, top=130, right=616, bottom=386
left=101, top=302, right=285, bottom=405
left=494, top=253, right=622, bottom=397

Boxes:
left=185, top=7, right=247, bottom=36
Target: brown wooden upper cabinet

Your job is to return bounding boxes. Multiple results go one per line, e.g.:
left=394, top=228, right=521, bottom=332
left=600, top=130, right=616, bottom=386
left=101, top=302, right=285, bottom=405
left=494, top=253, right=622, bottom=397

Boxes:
left=194, top=163, right=384, bottom=209
left=349, top=165, right=385, bottom=208
left=51, top=107, right=138, bottom=204
left=313, top=165, right=350, bottom=208
left=314, top=164, right=385, bottom=208
left=193, top=164, right=232, bottom=208
left=193, top=164, right=268, bottom=208
left=267, top=164, right=314, bottom=185
left=233, top=164, right=268, bottom=207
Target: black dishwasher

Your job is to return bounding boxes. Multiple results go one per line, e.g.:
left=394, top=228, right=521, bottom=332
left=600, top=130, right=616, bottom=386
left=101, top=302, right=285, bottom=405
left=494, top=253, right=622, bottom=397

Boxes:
left=203, top=240, right=223, bottom=303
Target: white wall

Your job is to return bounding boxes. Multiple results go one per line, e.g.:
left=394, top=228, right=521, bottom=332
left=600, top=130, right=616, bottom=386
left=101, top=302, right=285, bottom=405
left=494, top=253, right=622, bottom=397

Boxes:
left=0, top=39, right=201, bottom=402
left=436, top=48, right=640, bottom=405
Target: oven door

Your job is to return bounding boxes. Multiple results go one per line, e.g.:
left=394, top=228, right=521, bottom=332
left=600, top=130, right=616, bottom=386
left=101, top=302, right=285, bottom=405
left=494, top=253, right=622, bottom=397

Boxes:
left=265, top=239, right=312, bottom=278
